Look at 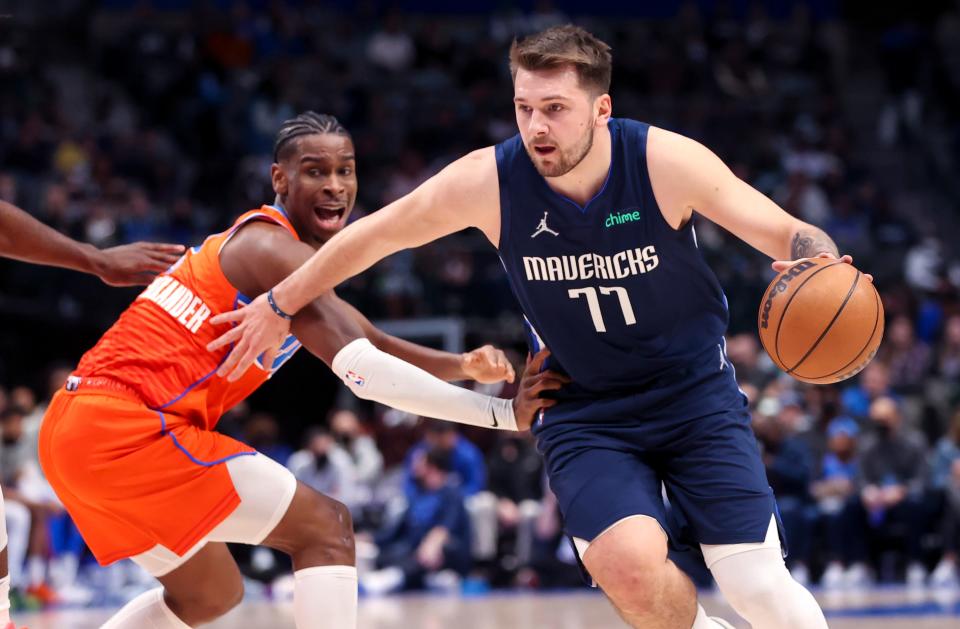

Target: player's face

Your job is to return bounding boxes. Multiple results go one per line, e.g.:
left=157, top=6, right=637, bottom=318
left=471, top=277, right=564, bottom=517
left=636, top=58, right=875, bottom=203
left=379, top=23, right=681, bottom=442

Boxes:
left=514, top=65, right=605, bottom=178
left=275, top=133, right=358, bottom=247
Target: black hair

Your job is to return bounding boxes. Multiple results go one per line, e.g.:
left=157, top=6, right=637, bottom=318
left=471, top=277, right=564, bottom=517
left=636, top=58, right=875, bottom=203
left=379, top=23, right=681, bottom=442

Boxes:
left=0, top=406, right=27, bottom=422
left=273, top=111, right=350, bottom=162
left=425, top=447, right=453, bottom=473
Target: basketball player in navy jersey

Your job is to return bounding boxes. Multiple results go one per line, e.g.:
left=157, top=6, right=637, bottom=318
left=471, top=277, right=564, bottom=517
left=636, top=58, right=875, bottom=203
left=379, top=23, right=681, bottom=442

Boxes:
left=210, top=26, right=854, bottom=628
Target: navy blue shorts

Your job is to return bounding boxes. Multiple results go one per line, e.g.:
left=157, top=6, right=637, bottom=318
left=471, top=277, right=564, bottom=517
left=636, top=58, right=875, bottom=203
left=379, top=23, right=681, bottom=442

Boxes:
left=533, top=353, right=780, bottom=551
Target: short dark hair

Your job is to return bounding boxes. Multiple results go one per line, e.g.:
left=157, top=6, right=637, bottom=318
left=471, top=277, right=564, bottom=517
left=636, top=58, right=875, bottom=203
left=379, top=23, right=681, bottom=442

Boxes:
left=0, top=406, right=27, bottom=422
left=273, top=111, right=350, bottom=162
left=509, top=25, right=612, bottom=95
left=425, top=447, right=453, bottom=473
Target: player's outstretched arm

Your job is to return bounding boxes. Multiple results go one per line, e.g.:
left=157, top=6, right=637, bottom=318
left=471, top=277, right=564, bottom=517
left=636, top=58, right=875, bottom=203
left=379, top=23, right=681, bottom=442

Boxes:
left=208, top=147, right=500, bottom=381
left=0, top=200, right=184, bottom=285
left=335, top=298, right=515, bottom=384
left=215, top=220, right=526, bottom=429
left=645, top=127, right=866, bottom=277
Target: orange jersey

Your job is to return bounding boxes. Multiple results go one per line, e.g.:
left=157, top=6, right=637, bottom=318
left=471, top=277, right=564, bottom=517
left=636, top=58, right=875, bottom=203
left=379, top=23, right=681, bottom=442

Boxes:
left=74, top=204, right=302, bottom=428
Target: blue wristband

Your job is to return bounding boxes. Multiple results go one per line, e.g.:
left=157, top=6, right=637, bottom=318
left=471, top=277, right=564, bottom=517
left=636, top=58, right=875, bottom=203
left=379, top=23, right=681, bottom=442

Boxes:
left=267, top=289, right=293, bottom=320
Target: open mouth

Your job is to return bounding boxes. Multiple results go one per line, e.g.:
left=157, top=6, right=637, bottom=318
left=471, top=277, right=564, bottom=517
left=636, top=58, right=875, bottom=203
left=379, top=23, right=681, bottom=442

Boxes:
left=533, top=145, right=557, bottom=156
left=313, top=206, right=345, bottom=229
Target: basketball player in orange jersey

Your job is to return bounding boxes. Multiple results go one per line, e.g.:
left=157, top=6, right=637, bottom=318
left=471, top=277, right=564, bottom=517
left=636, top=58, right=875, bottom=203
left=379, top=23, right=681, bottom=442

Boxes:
left=211, top=27, right=876, bottom=629
left=38, top=112, right=562, bottom=629
left=0, top=199, right=184, bottom=629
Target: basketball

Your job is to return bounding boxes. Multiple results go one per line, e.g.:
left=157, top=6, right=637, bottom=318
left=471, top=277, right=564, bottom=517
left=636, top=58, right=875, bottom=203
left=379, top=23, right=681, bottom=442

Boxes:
left=757, top=258, right=884, bottom=384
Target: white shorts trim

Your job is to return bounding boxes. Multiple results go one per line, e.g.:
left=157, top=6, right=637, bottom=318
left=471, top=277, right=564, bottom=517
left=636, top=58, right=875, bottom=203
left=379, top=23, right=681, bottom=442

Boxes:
left=700, top=514, right=780, bottom=569
left=132, top=453, right=298, bottom=577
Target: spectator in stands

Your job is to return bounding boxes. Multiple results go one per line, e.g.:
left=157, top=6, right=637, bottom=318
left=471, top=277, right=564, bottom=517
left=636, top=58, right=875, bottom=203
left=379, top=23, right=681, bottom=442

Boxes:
left=287, top=426, right=356, bottom=508
left=485, top=432, right=544, bottom=574
left=841, top=361, right=894, bottom=419
left=881, top=315, right=934, bottom=396
left=930, top=408, right=960, bottom=587
left=754, top=407, right=814, bottom=584
left=936, top=314, right=960, bottom=382
left=849, top=396, right=929, bottom=586
left=363, top=448, right=471, bottom=595
left=329, top=408, right=384, bottom=520
left=404, top=422, right=485, bottom=498
left=243, top=412, right=293, bottom=465
left=0, top=406, right=60, bottom=603
left=814, top=417, right=861, bottom=588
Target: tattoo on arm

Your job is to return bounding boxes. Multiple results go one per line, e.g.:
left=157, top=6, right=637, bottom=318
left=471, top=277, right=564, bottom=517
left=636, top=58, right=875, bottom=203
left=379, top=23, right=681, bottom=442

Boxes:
left=790, top=227, right=838, bottom=259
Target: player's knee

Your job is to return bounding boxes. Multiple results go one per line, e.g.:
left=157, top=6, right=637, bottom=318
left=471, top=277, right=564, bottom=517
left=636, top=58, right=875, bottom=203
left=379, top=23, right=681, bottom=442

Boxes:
left=173, top=573, right=244, bottom=622
left=718, top=571, right=779, bottom=615
left=712, top=550, right=788, bottom=616
left=583, top=518, right=670, bottom=615
left=298, top=490, right=355, bottom=565
left=597, top=559, right=667, bottom=617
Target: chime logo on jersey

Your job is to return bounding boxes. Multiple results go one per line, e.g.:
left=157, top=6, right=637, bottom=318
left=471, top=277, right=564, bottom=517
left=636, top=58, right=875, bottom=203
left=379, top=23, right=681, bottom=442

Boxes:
left=604, top=208, right=642, bottom=228
left=137, top=275, right=212, bottom=334
left=522, top=245, right=660, bottom=282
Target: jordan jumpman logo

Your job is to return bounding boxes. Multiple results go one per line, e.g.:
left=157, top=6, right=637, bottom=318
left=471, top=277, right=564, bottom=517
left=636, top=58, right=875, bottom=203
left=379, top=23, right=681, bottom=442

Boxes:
left=531, top=211, right=559, bottom=238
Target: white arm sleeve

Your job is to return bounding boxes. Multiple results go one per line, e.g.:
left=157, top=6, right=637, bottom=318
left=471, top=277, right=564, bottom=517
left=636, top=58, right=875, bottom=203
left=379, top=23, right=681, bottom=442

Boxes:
left=331, top=338, right=518, bottom=431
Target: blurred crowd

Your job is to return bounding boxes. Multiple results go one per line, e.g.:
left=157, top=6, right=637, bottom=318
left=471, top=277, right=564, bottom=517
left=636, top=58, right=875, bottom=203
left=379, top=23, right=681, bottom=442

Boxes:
left=0, top=0, right=959, bottom=610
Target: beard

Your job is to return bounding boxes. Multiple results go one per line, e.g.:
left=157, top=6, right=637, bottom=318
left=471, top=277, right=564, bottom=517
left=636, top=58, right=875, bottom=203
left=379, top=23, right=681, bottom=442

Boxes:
left=526, top=123, right=595, bottom=178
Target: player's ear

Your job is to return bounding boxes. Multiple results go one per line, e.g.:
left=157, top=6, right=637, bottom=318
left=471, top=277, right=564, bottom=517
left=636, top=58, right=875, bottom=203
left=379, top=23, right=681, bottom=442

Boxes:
left=271, top=163, right=288, bottom=197
left=595, top=93, right=612, bottom=126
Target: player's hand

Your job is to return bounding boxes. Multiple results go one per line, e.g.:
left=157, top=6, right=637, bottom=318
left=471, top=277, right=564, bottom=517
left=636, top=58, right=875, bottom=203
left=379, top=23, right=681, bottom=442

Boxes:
left=771, top=252, right=873, bottom=282
left=206, top=292, right=290, bottom=381
left=461, top=344, right=516, bottom=384
left=93, top=242, right=185, bottom=286
left=512, top=349, right=571, bottom=431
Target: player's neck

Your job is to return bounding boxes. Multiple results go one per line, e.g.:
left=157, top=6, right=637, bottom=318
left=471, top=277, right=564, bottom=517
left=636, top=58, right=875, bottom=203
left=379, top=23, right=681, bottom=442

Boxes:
left=543, top=123, right=612, bottom=207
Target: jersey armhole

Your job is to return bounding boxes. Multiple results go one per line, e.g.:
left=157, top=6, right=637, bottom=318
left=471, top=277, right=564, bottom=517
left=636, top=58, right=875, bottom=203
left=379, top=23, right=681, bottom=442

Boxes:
left=639, top=124, right=696, bottom=237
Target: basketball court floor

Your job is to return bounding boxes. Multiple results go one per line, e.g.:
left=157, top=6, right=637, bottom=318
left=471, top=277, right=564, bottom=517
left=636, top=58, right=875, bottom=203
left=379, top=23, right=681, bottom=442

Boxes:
left=15, top=587, right=960, bottom=628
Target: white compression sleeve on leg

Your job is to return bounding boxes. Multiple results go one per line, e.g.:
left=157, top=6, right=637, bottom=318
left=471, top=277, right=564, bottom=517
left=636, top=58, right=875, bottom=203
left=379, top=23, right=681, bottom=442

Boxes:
left=710, top=546, right=827, bottom=629
left=101, top=588, right=192, bottom=629
left=332, top=338, right=517, bottom=430
left=294, top=565, right=357, bottom=629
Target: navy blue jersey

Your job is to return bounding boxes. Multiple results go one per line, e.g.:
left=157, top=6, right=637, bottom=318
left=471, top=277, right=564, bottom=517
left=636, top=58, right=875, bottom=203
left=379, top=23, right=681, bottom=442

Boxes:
left=496, top=118, right=730, bottom=394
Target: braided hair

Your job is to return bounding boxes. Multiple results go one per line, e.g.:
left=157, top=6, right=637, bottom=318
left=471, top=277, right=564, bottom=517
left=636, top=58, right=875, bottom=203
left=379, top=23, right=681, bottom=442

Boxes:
left=273, top=112, right=350, bottom=162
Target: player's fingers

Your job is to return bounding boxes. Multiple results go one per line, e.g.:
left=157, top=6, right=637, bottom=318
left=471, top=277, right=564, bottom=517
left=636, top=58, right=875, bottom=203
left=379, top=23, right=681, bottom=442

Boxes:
left=529, top=348, right=551, bottom=372
left=770, top=260, right=792, bottom=272
left=543, top=378, right=567, bottom=390
left=216, top=336, right=247, bottom=377
left=207, top=325, right=243, bottom=352
left=539, top=399, right=558, bottom=409
left=209, top=309, right=246, bottom=326
left=505, top=362, right=516, bottom=384
left=227, top=345, right=258, bottom=382
left=143, top=242, right=186, bottom=253
left=542, top=369, right=572, bottom=383
left=148, top=249, right=182, bottom=264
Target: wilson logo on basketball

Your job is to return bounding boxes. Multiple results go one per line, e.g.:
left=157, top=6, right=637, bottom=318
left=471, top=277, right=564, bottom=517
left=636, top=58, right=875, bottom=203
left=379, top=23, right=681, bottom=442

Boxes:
left=759, top=260, right=817, bottom=329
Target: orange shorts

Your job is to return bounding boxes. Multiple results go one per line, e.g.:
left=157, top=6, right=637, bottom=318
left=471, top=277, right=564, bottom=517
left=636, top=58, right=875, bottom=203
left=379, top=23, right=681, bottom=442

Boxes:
left=39, top=385, right=254, bottom=566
